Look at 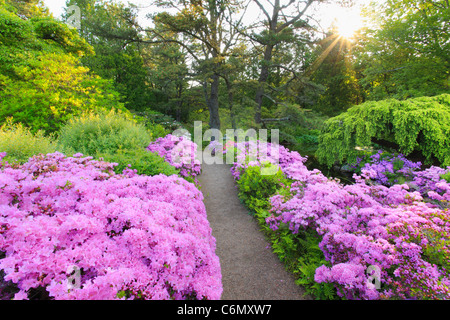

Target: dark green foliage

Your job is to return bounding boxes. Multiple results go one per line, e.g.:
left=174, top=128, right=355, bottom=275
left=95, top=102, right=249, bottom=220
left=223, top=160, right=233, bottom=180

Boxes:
left=293, top=231, right=337, bottom=300
left=64, top=0, right=171, bottom=112
left=309, top=31, right=363, bottom=116
left=317, top=94, right=450, bottom=168
left=355, top=0, right=449, bottom=101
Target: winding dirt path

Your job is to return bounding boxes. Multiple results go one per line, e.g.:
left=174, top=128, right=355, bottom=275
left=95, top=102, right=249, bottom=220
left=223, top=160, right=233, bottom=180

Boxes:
left=198, top=154, right=310, bottom=300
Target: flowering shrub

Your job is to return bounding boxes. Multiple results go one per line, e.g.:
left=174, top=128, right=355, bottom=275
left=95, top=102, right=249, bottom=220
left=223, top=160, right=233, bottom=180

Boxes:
left=410, top=166, right=450, bottom=207
left=0, top=152, right=222, bottom=300
left=350, top=150, right=422, bottom=186
left=349, top=150, right=450, bottom=209
left=227, top=140, right=307, bottom=181
left=147, top=134, right=201, bottom=184
left=230, top=140, right=450, bottom=300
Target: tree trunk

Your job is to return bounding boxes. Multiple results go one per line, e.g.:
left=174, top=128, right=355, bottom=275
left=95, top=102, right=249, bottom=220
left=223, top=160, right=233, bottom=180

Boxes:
left=255, top=44, right=274, bottom=125
left=208, top=73, right=221, bottom=139
left=176, top=83, right=183, bottom=122
left=225, top=77, right=236, bottom=130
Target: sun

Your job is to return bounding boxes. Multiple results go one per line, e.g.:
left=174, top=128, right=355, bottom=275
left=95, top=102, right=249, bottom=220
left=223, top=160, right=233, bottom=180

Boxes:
left=335, top=9, right=364, bottom=40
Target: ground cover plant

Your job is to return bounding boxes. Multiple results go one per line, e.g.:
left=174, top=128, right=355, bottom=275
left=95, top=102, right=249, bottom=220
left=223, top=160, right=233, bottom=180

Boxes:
left=0, top=151, right=222, bottom=300
left=227, top=139, right=450, bottom=300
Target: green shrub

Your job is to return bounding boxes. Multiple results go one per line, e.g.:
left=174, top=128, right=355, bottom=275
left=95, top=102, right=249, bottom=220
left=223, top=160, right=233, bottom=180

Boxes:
left=293, top=231, right=337, bottom=300
left=236, top=163, right=290, bottom=213
left=0, top=119, right=57, bottom=164
left=99, top=148, right=179, bottom=177
left=317, top=94, right=450, bottom=168
left=0, top=6, right=32, bottom=44
left=57, top=110, right=152, bottom=157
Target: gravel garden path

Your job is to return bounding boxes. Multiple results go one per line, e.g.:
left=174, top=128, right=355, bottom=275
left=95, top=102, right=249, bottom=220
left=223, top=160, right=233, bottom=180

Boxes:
left=198, top=154, right=310, bottom=300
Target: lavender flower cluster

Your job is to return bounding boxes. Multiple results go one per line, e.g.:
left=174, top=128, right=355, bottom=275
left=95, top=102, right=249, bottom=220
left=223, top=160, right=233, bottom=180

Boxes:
left=351, top=150, right=422, bottom=186
left=352, top=150, right=450, bottom=207
left=229, top=141, right=450, bottom=300
left=0, top=151, right=222, bottom=300
left=147, top=134, right=201, bottom=184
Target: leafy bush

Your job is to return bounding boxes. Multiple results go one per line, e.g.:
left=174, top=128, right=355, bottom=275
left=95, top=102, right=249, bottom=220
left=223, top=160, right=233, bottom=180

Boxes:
left=0, top=6, right=32, bottom=44
left=0, top=120, right=56, bottom=164
left=57, top=111, right=152, bottom=157
left=132, top=110, right=181, bottom=133
left=317, top=94, right=450, bottom=168
left=442, top=172, right=450, bottom=183
left=31, top=16, right=93, bottom=55
left=99, top=148, right=179, bottom=177
left=236, top=163, right=290, bottom=212
left=0, top=152, right=221, bottom=300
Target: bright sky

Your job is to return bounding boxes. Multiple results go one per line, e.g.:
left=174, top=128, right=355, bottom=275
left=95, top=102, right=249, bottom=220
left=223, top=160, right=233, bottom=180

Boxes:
left=42, top=0, right=377, bottom=38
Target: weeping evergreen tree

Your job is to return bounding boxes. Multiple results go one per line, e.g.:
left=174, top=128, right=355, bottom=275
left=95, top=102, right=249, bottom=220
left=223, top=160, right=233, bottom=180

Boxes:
left=317, top=94, right=450, bottom=168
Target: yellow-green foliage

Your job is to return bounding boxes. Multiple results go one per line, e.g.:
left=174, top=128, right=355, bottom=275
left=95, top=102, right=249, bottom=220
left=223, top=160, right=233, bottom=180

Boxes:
left=317, top=94, right=450, bottom=167
left=57, top=110, right=152, bottom=157
left=0, top=119, right=57, bottom=164
left=0, top=5, right=125, bottom=135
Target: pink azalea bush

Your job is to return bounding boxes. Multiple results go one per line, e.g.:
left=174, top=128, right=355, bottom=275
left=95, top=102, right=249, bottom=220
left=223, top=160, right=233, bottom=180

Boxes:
left=228, top=140, right=307, bottom=181
left=147, top=134, right=201, bottom=184
left=229, top=141, right=450, bottom=300
left=0, top=152, right=222, bottom=300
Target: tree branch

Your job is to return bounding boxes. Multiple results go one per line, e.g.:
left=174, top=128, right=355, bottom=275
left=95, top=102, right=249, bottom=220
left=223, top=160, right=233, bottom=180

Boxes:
left=276, top=0, right=314, bottom=32
left=253, top=0, right=272, bottom=22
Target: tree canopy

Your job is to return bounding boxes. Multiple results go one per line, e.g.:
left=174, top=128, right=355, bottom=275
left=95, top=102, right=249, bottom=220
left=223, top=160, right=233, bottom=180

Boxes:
left=0, top=3, right=126, bottom=134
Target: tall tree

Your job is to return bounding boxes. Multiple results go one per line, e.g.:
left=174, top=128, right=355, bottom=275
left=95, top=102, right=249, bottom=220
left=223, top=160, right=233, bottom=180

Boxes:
left=244, top=0, right=356, bottom=124
left=150, top=0, right=244, bottom=132
left=145, top=27, right=189, bottom=121
left=247, top=0, right=318, bottom=124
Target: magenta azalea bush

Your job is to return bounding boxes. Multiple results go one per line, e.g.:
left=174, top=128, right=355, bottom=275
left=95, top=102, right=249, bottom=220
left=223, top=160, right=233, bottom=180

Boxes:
left=0, top=152, right=221, bottom=300
left=229, top=140, right=450, bottom=300
left=147, top=134, right=201, bottom=184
